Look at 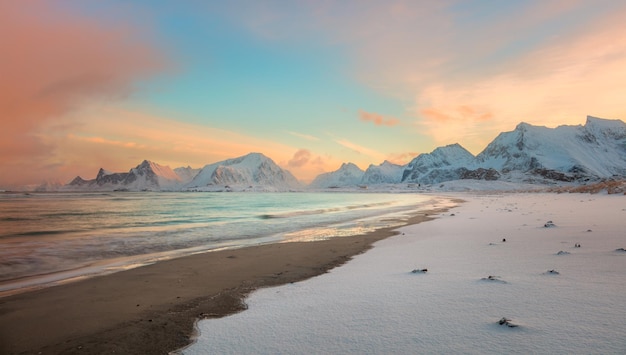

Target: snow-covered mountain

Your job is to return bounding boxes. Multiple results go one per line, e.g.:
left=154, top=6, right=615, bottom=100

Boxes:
left=309, top=163, right=365, bottom=189
left=476, top=116, right=626, bottom=181
left=186, top=153, right=301, bottom=191
left=309, top=116, right=625, bottom=187
left=174, top=166, right=201, bottom=184
left=67, top=160, right=183, bottom=191
left=400, top=143, right=490, bottom=185
left=58, top=116, right=625, bottom=192
left=361, top=161, right=404, bottom=184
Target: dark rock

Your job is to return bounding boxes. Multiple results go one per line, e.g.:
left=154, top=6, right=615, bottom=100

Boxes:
left=498, top=317, right=518, bottom=328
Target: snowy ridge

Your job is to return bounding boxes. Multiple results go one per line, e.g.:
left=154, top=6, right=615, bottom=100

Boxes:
left=309, top=163, right=365, bottom=189
left=312, top=116, right=626, bottom=188
left=476, top=116, right=626, bottom=180
left=361, top=161, right=404, bottom=184
left=66, top=160, right=184, bottom=191
left=401, top=143, right=478, bottom=184
left=59, top=116, right=626, bottom=192
left=186, top=153, right=301, bottom=191
left=174, top=166, right=201, bottom=184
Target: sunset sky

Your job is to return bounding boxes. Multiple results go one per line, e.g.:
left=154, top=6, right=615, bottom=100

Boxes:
left=2, top=0, right=626, bottom=188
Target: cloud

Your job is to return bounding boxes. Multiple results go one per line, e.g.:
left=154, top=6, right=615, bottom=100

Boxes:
left=279, top=149, right=336, bottom=183
left=0, top=1, right=169, bottom=186
left=358, top=110, right=400, bottom=127
left=226, top=1, right=626, bottom=153
left=415, top=5, right=626, bottom=153
left=287, top=131, right=320, bottom=141
left=335, top=138, right=387, bottom=162
left=287, top=149, right=311, bottom=168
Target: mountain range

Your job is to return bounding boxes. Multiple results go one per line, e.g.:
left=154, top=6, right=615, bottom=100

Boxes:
left=66, top=152, right=301, bottom=192
left=61, top=116, right=625, bottom=191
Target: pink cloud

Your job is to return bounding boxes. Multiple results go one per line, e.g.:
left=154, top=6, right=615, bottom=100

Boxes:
left=0, top=1, right=168, bottom=186
left=359, top=110, right=400, bottom=127
left=287, top=149, right=312, bottom=168
left=420, top=105, right=493, bottom=123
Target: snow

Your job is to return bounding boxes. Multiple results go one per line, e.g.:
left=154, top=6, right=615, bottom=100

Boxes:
left=183, top=193, right=626, bottom=354
left=402, top=143, right=475, bottom=184
left=187, top=153, right=301, bottom=191
left=143, top=161, right=181, bottom=182
left=309, top=163, right=365, bottom=188
left=361, top=161, right=404, bottom=184
left=174, top=166, right=201, bottom=183
left=56, top=116, right=625, bottom=192
left=476, top=116, right=626, bottom=177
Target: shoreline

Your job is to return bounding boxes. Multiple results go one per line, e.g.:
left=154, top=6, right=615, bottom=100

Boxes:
left=0, top=203, right=457, bottom=355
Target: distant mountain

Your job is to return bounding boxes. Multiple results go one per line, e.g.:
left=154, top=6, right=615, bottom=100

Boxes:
left=401, top=144, right=482, bottom=184
left=361, top=161, right=404, bottom=184
left=476, top=116, right=626, bottom=181
left=186, top=152, right=301, bottom=191
left=309, top=162, right=364, bottom=188
left=58, top=116, right=626, bottom=192
left=67, top=160, right=182, bottom=191
left=310, top=116, right=625, bottom=187
left=174, top=166, right=201, bottom=184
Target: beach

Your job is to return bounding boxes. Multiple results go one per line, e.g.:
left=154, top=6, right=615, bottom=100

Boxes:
left=0, top=205, right=450, bottom=354
left=185, top=192, right=626, bottom=354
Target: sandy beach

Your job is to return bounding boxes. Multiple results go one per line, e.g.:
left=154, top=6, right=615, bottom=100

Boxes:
left=0, top=206, right=450, bottom=354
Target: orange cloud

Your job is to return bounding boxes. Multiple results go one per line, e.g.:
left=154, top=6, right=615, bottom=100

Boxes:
left=358, top=110, right=400, bottom=126
left=0, top=1, right=168, bottom=186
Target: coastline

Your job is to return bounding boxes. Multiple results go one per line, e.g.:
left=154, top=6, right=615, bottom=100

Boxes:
left=0, top=203, right=456, bottom=355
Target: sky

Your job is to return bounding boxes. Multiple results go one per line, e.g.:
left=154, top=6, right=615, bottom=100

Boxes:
left=2, top=0, right=626, bottom=187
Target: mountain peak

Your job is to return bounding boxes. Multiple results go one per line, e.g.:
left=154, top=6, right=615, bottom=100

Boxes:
left=309, top=162, right=364, bottom=188
left=187, top=153, right=301, bottom=191
left=339, top=162, right=360, bottom=170
left=585, top=115, right=626, bottom=129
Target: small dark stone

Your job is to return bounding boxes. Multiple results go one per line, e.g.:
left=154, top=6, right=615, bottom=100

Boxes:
left=498, top=317, right=518, bottom=328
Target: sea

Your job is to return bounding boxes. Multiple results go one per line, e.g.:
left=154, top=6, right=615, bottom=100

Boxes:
left=0, top=191, right=444, bottom=295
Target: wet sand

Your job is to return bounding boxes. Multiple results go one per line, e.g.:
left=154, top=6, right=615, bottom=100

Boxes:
left=0, top=207, right=451, bottom=355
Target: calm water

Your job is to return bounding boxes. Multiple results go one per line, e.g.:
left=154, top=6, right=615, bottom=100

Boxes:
left=0, top=192, right=444, bottom=294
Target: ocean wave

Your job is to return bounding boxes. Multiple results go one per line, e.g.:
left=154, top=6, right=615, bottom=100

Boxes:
left=258, top=201, right=394, bottom=219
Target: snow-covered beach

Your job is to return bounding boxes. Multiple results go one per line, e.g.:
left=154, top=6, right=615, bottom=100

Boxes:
left=185, top=193, right=626, bottom=354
